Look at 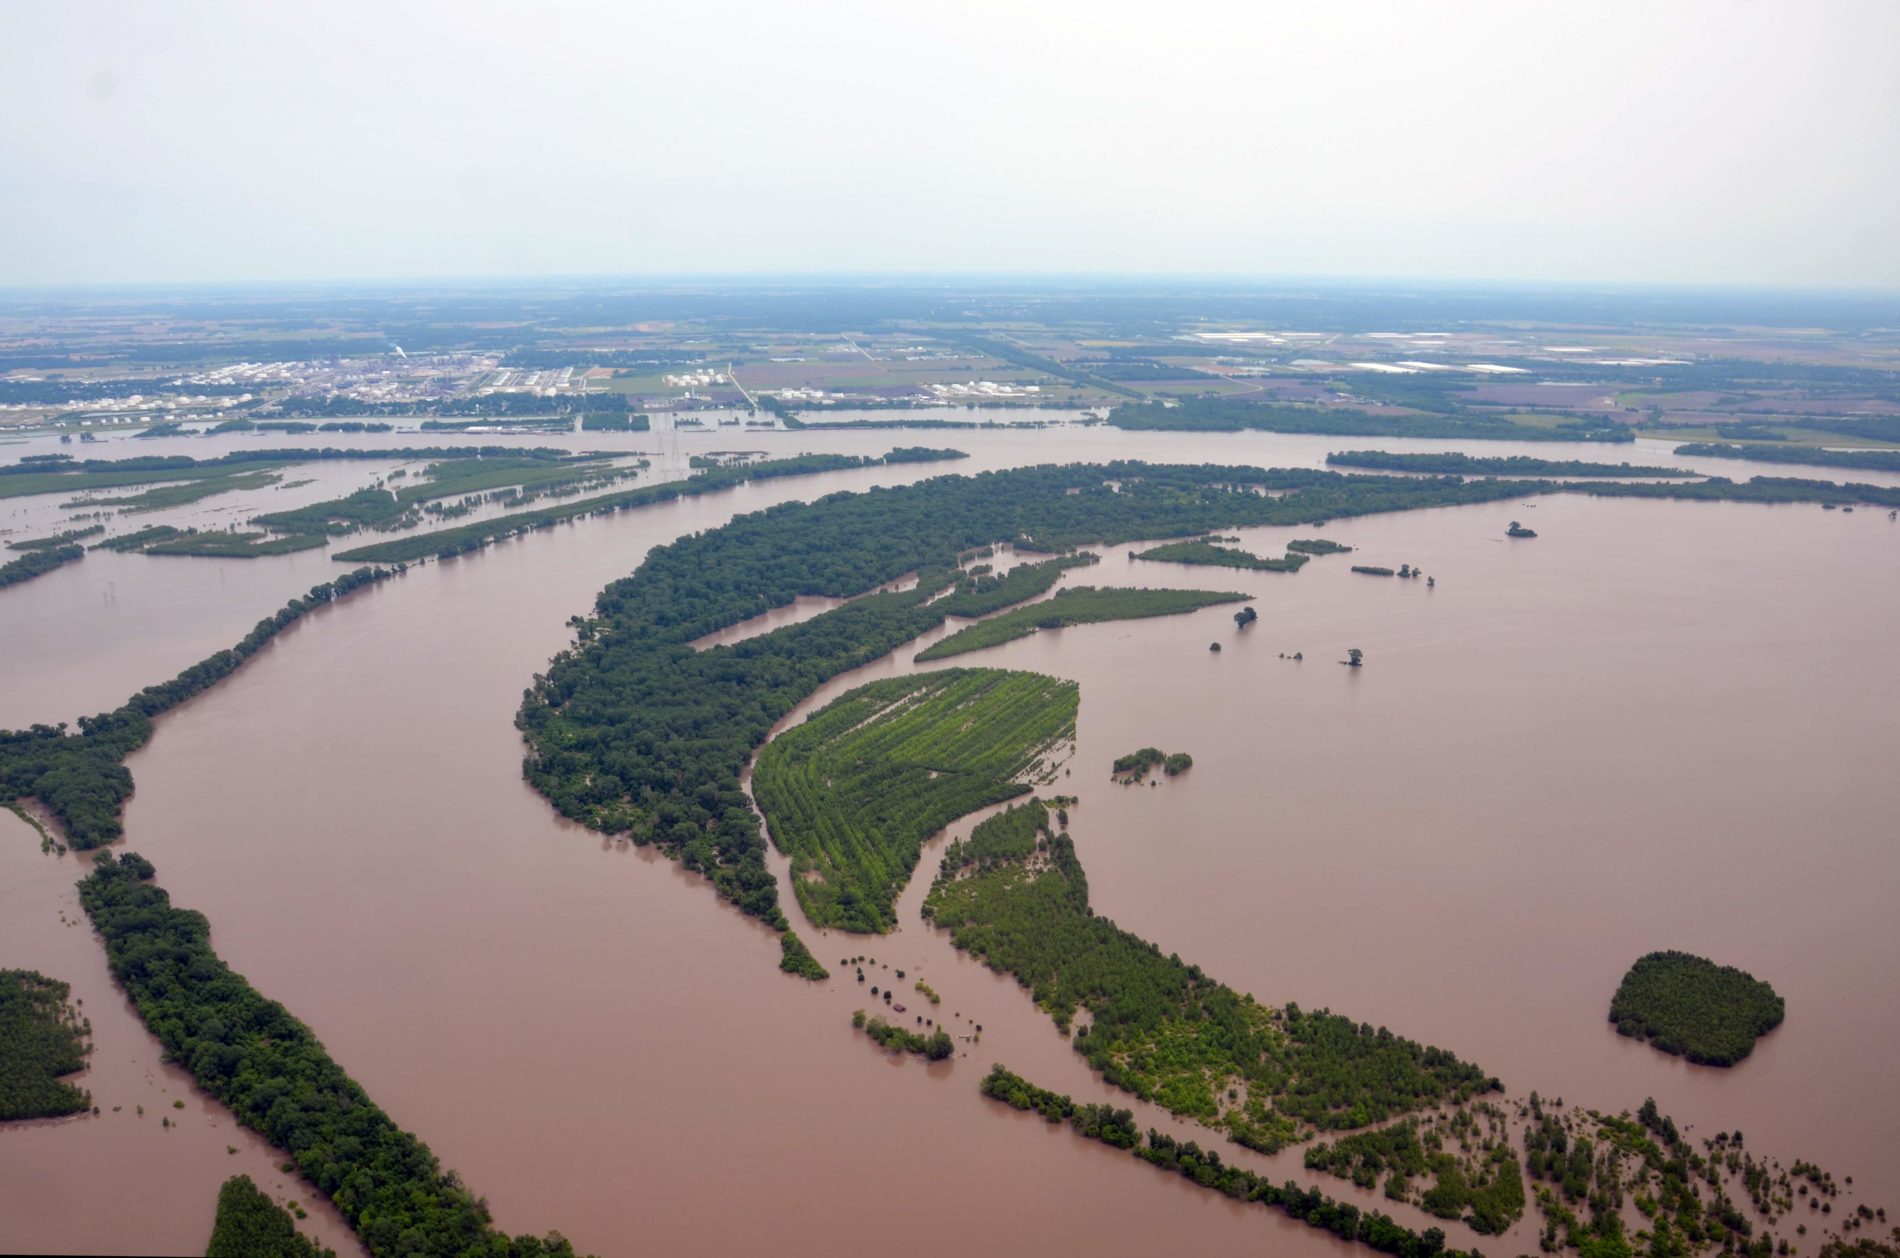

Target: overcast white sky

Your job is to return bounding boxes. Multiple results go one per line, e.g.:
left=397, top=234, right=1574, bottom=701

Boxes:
left=3, top=0, right=1896, bottom=288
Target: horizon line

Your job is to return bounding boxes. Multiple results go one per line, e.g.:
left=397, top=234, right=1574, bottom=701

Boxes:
left=3, top=271, right=1899, bottom=301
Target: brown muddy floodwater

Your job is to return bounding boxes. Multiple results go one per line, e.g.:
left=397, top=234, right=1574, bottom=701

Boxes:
left=0, top=814, right=362, bottom=1257
left=2, top=423, right=1898, bottom=1256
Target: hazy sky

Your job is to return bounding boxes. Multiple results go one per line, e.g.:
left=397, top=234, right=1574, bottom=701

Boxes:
left=4, top=1, right=1897, bottom=288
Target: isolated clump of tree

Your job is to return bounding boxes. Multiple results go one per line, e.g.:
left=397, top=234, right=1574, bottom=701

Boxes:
left=854, top=1011, right=953, bottom=1060
left=1133, top=538, right=1309, bottom=572
left=1111, top=747, right=1191, bottom=781
left=778, top=931, right=828, bottom=980
left=1608, top=950, right=1784, bottom=1066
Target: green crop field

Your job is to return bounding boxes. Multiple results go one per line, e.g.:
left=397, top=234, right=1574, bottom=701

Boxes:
left=753, top=668, right=1077, bottom=932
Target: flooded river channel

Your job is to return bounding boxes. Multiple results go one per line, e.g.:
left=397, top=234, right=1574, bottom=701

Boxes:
left=2, top=423, right=1896, bottom=1255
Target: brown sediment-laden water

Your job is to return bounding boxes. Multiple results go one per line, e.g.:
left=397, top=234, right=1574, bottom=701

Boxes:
left=2, top=421, right=1896, bottom=1255
left=0, top=814, right=363, bottom=1257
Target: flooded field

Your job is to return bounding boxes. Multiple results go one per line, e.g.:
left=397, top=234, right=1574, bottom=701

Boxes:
left=3, top=424, right=1897, bottom=1255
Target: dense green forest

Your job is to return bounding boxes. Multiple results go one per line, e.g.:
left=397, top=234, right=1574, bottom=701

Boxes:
left=979, top=1065, right=1477, bottom=1258
left=79, top=853, right=579, bottom=1258
left=1132, top=539, right=1308, bottom=571
left=334, top=452, right=885, bottom=563
left=1108, top=397, right=1633, bottom=442
left=1608, top=951, right=1785, bottom=1066
left=0, top=968, right=92, bottom=1119
left=1324, top=451, right=1689, bottom=477
left=923, top=800, right=1495, bottom=1146
left=852, top=1010, right=954, bottom=1060
left=206, top=1176, right=334, bottom=1258
left=0, top=543, right=84, bottom=590
left=517, top=462, right=1543, bottom=945
left=1287, top=538, right=1354, bottom=554
left=0, top=567, right=393, bottom=848
left=1675, top=442, right=1900, bottom=472
left=915, top=586, right=1249, bottom=661
left=7, top=524, right=105, bottom=550
left=753, top=669, right=1077, bottom=931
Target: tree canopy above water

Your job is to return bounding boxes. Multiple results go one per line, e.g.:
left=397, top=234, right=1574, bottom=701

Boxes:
left=1609, top=950, right=1785, bottom=1066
